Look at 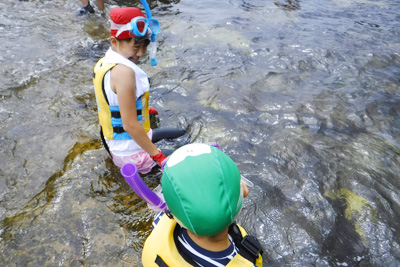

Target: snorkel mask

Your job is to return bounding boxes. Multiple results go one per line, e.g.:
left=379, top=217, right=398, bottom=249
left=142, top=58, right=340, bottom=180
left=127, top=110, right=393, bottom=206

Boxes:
left=115, top=17, right=160, bottom=40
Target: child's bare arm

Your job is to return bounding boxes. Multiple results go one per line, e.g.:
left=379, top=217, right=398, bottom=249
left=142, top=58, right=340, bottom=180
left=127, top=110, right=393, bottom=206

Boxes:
left=112, top=65, right=159, bottom=157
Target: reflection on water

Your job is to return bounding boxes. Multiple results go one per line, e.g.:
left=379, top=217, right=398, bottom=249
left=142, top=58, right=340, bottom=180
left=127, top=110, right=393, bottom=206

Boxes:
left=1, top=0, right=399, bottom=266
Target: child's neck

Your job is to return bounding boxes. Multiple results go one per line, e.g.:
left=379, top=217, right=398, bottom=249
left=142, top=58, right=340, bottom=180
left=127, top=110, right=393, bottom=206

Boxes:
left=187, top=228, right=231, bottom=252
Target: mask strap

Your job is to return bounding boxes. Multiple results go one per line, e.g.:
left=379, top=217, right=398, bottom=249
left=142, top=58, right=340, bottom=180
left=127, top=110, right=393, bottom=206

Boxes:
left=115, top=24, right=130, bottom=38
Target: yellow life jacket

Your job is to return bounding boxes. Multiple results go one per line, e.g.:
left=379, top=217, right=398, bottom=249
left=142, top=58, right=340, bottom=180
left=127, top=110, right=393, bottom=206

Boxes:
left=142, top=214, right=263, bottom=267
left=93, top=57, right=150, bottom=140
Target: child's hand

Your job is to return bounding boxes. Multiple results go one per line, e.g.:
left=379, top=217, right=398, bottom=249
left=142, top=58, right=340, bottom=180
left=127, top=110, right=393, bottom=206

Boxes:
left=150, top=150, right=167, bottom=167
left=160, top=157, right=168, bottom=170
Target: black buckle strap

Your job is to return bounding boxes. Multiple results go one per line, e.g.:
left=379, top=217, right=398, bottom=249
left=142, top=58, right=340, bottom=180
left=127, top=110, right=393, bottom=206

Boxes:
left=240, top=235, right=263, bottom=263
left=111, top=111, right=121, bottom=118
left=113, top=126, right=125, bottom=133
left=111, top=110, right=141, bottom=118
left=155, top=255, right=169, bottom=267
left=165, top=210, right=174, bottom=219
left=229, top=223, right=263, bottom=264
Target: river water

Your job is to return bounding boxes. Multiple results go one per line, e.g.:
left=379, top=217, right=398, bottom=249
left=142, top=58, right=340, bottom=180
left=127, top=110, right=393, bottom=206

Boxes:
left=1, top=0, right=399, bottom=266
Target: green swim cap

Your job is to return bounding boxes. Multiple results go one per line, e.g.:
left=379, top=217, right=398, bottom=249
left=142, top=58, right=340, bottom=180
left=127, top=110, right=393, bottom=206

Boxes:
left=161, top=143, right=243, bottom=236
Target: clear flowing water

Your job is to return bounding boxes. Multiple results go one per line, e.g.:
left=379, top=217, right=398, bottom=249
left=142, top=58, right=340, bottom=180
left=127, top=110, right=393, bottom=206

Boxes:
left=1, top=0, right=399, bottom=266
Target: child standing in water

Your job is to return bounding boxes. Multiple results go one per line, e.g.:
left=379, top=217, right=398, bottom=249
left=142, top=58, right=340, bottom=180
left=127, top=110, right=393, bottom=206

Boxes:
left=77, top=0, right=105, bottom=16
left=93, top=7, right=185, bottom=174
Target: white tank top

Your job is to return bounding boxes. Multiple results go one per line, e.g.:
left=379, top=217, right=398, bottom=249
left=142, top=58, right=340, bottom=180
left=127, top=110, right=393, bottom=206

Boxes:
left=102, top=48, right=152, bottom=156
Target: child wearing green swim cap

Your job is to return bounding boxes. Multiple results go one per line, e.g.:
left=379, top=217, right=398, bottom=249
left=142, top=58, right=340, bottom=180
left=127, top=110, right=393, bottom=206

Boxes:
left=142, top=143, right=263, bottom=266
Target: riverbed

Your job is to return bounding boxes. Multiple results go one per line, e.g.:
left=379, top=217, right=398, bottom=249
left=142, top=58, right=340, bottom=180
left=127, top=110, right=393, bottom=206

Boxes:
left=0, top=0, right=399, bottom=266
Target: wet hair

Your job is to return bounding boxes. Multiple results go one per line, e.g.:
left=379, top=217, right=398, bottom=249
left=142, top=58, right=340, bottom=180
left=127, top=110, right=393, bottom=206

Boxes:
left=136, top=38, right=151, bottom=46
left=116, top=37, right=150, bottom=46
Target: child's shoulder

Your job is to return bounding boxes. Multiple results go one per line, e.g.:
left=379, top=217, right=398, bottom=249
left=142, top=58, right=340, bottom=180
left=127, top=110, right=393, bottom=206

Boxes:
left=111, top=64, right=135, bottom=79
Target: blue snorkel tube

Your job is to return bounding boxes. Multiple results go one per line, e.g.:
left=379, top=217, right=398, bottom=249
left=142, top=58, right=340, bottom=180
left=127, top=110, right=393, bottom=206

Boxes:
left=140, top=0, right=158, bottom=66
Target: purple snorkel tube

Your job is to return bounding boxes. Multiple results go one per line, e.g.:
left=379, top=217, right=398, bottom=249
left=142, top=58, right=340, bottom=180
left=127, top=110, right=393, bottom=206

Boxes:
left=121, top=163, right=167, bottom=211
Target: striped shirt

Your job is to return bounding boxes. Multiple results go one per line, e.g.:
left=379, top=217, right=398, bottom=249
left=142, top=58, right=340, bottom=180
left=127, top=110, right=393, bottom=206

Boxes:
left=177, top=227, right=239, bottom=267
left=152, top=212, right=246, bottom=267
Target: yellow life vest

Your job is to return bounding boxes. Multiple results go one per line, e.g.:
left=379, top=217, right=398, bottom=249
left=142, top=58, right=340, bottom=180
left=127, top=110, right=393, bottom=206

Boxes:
left=142, top=214, right=263, bottom=267
left=93, top=57, right=150, bottom=140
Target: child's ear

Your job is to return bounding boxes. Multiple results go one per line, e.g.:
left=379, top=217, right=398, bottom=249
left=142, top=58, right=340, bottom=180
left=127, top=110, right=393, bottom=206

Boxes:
left=110, top=36, right=118, bottom=46
left=241, top=182, right=249, bottom=198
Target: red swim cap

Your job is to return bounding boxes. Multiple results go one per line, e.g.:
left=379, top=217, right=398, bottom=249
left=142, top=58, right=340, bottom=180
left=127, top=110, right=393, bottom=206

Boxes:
left=110, top=7, right=146, bottom=39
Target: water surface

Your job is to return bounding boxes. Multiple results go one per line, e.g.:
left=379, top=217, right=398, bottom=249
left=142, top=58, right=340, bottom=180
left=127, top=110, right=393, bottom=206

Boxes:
left=0, top=0, right=399, bottom=266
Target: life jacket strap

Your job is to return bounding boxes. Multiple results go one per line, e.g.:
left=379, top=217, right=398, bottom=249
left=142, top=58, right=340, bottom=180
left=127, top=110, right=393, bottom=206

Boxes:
left=155, top=255, right=169, bottom=267
left=110, top=110, right=142, bottom=135
left=240, top=235, right=263, bottom=263
left=228, top=223, right=263, bottom=264
left=99, top=126, right=112, bottom=157
left=111, top=110, right=142, bottom=119
left=113, top=126, right=125, bottom=133
left=111, top=111, right=121, bottom=118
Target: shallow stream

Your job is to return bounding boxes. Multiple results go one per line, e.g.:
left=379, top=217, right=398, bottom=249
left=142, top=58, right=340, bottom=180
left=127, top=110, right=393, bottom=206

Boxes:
left=1, top=0, right=399, bottom=266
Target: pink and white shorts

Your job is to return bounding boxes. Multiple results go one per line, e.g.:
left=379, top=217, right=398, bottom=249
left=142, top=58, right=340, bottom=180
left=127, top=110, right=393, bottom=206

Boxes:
left=111, top=150, right=157, bottom=174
